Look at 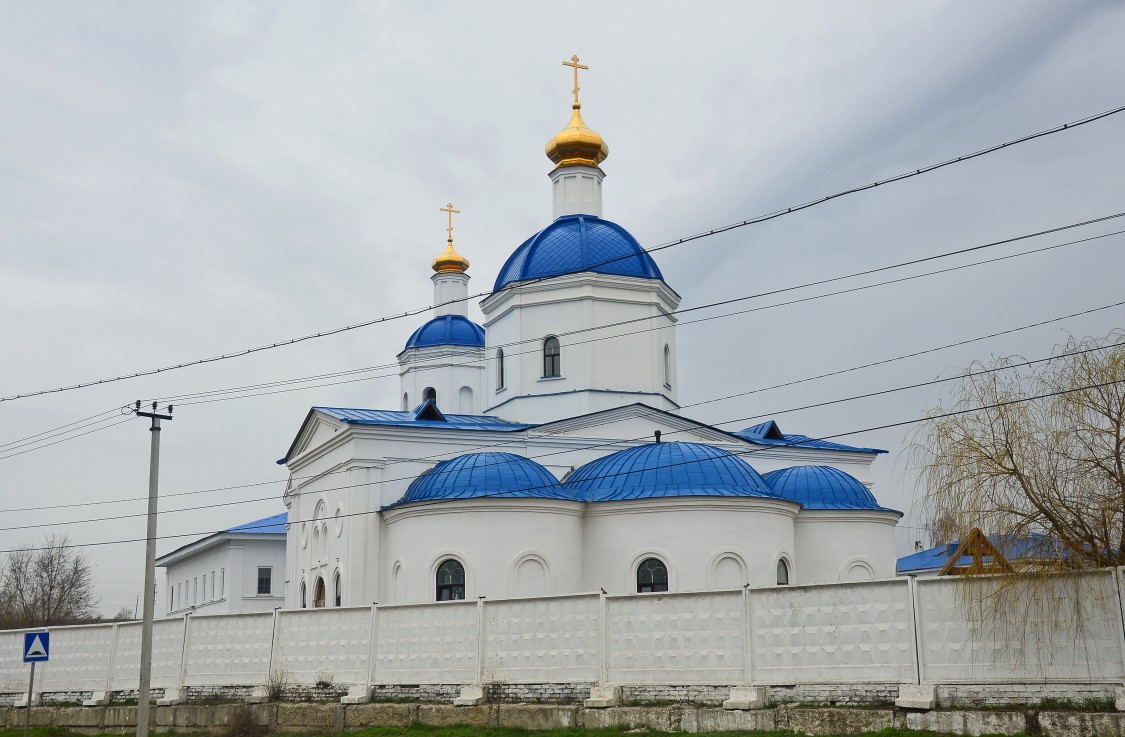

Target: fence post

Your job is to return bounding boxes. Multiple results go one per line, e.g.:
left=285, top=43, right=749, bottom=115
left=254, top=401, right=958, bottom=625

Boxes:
left=1114, top=568, right=1125, bottom=683
left=266, top=608, right=281, bottom=683
left=599, top=591, right=609, bottom=685
left=742, top=585, right=754, bottom=685
left=475, top=597, right=486, bottom=685
left=167, top=613, right=191, bottom=703
left=907, top=576, right=923, bottom=686
left=367, top=604, right=379, bottom=690
left=94, top=623, right=120, bottom=705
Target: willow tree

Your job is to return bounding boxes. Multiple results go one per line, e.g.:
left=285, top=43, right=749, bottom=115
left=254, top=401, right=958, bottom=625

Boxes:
left=912, top=330, right=1125, bottom=570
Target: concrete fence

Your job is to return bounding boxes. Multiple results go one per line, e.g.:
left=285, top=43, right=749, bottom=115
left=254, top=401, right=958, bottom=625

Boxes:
left=1, top=569, right=1124, bottom=706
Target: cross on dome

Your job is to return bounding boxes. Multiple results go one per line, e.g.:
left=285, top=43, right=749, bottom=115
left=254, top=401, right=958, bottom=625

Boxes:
left=562, top=54, right=588, bottom=109
left=432, top=202, right=470, bottom=274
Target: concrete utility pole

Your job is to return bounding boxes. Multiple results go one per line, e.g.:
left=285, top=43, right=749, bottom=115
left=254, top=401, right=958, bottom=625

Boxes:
left=131, top=401, right=172, bottom=737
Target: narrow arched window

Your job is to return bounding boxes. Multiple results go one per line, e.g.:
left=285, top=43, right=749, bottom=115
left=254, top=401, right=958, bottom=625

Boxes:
left=543, top=337, right=561, bottom=378
left=663, top=344, right=672, bottom=388
left=436, top=559, right=465, bottom=601
left=300, top=581, right=307, bottom=609
left=496, top=348, right=505, bottom=389
left=334, top=572, right=342, bottom=607
left=422, top=386, right=437, bottom=403
left=402, top=392, right=409, bottom=410
left=636, top=558, right=669, bottom=593
left=776, top=559, right=790, bottom=586
left=313, top=577, right=326, bottom=607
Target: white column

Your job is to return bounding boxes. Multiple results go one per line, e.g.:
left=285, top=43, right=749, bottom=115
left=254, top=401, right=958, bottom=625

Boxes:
left=550, top=165, right=604, bottom=219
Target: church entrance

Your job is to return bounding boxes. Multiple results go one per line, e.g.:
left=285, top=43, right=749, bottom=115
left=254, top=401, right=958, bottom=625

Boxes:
left=313, top=577, right=326, bottom=607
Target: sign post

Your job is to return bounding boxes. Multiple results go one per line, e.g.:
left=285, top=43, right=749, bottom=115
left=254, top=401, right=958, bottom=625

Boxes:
left=22, top=632, right=49, bottom=737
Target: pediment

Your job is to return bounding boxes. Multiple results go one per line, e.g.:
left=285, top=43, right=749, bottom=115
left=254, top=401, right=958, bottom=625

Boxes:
left=281, top=410, right=346, bottom=466
left=531, top=403, right=736, bottom=445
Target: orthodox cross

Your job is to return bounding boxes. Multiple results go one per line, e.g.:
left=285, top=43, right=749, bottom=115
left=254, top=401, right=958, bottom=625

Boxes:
left=562, top=54, right=588, bottom=106
left=440, top=202, right=460, bottom=244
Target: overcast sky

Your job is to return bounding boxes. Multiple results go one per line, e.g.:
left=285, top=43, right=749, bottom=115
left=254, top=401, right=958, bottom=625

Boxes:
left=2, top=2, right=1123, bottom=617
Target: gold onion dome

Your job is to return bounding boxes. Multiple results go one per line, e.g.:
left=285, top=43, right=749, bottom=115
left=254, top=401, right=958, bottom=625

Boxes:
left=545, top=103, right=609, bottom=169
left=432, top=242, right=469, bottom=273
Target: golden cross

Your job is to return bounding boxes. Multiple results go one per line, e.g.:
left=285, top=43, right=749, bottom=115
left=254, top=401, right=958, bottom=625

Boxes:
left=562, top=54, right=588, bottom=107
left=440, top=202, right=460, bottom=244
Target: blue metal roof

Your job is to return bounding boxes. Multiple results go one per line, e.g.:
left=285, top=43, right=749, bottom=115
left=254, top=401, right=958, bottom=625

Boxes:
left=896, top=534, right=1056, bottom=574
left=735, top=420, right=886, bottom=454
left=564, top=441, right=781, bottom=502
left=227, top=512, right=287, bottom=534
left=395, top=452, right=572, bottom=504
left=493, top=214, right=664, bottom=291
left=403, top=314, right=485, bottom=350
left=314, top=406, right=533, bottom=432
left=761, top=465, right=895, bottom=511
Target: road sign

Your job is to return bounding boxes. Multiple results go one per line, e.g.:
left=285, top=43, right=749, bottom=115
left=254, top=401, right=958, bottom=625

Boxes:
left=23, top=632, right=49, bottom=662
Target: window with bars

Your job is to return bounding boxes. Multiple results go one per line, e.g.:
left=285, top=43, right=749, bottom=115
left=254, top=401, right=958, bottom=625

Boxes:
left=257, top=567, right=272, bottom=595
left=436, top=559, right=466, bottom=601
left=636, top=558, right=669, bottom=593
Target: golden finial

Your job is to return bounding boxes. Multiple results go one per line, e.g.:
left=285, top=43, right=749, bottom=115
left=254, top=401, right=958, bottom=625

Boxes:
left=432, top=202, right=469, bottom=274
left=562, top=54, right=588, bottom=110
left=546, top=54, right=608, bottom=169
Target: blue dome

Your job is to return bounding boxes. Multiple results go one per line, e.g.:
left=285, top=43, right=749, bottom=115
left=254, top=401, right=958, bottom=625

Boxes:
left=399, top=452, right=571, bottom=503
left=565, top=442, right=780, bottom=502
left=493, top=214, right=664, bottom=291
left=403, top=314, right=485, bottom=350
left=762, top=465, right=889, bottom=510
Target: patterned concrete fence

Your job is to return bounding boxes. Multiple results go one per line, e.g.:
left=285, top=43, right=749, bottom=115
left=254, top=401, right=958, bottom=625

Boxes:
left=1, top=569, right=1124, bottom=702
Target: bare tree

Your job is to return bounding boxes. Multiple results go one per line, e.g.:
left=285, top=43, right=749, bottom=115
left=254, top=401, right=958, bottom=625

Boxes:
left=0, top=535, right=97, bottom=628
left=912, top=330, right=1125, bottom=568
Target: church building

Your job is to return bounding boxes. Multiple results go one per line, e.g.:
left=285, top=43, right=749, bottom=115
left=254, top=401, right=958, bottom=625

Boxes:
left=278, top=58, right=901, bottom=608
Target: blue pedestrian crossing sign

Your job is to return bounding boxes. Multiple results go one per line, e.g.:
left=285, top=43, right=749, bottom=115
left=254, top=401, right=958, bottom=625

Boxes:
left=23, top=632, right=49, bottom=662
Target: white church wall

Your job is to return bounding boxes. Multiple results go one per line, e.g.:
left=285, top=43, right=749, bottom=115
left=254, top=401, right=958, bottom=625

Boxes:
left=793, top=511, right=900, bottom=584
left=398, top=345, right=485, bottom=415
left=163, top=544, right=232, bottom=616
left=582, top=499, right=799, bottom=594
left=3, top=571, right=1125, bottom=702
left=381, top=500, right=585, bottom=602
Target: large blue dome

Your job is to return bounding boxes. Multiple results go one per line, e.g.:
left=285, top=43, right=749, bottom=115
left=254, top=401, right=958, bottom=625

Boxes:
left=398, top=452, right=571, bottom=504
left=403, top=314, right=485, bottom=351
left=565, top=442, right=780, bottom=502
left=762, top=465, right=891, bottom=511
left=493, top=214, right=664, bottom=291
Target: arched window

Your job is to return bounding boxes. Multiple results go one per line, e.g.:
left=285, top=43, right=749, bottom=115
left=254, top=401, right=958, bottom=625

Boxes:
left=496, top=348, right=505, bottom=390
left=402, top=392, right=409, bottom=410
left=300, top=581, right=307, bottom=609
left=636, top=558, right=669, bottom=593
left=313, top=577, right=326, bottom=607
left=776, top=558, right=790, bottom=586
left=422, top=386, right=437, bottom=403
left=663, top=344, right=672, bottom=388
left=436, top=559, right=465, bottom=601
left=334, top=572, right=342, bottom=607
left=543, top=337, right=561, bottom=378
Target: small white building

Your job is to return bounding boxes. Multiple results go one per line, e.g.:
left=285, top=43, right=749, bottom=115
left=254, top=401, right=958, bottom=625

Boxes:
left=156, top=513, right=287, bottom=617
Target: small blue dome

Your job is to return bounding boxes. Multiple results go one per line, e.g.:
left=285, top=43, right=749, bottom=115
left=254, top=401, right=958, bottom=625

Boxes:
left=565, top=442, right=780, bottom=502
left=399, top=452, right=571, bottom=503
left=762, top=465, right=888, bottom=510
left=403, top=314, right=485, bottom=351
left=494, top=214, right=664, bottom=291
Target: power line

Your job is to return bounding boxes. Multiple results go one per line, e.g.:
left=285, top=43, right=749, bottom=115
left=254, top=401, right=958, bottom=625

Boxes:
left=3, top=373, right=1121, bottom=554
left=1, top=296, right=1120, bottom=515
left=5, top=338, right=1120, bottom=532
left=3, top=102, right=1122, bottom=405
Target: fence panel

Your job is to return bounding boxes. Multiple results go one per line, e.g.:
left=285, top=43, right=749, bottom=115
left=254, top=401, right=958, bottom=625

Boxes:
left=34, top=623, right=116, bottom=693
left=749, top=579, right=915, bottom=684
left=373, top=601, right=478, bottom=684
left=606, top=591, right=744, bottom=684
left=916, top=570, right=1125, bottom=683
left=482, top=594, right=600, bottom=683
left=182, top=613, right=273, bottom=687
left=0, top=629, right=36, bottom=693
left=273, top=607, right=371, bottom=686
left=110, top=618, right=186, bottom=691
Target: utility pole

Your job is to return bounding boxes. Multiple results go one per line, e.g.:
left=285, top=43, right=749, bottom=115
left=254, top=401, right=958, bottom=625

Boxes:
left=131, top=400, right=172, bottom=737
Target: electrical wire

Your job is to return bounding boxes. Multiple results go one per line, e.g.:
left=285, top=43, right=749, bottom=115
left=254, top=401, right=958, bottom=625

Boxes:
left=3, top=102, right=1122, bottom=405
left=3, top=373, right=1121, bottom=554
